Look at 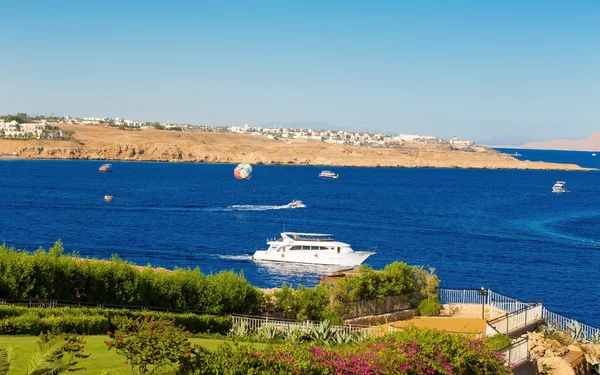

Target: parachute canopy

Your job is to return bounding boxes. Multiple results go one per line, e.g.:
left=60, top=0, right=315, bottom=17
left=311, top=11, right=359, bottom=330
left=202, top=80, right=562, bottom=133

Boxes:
left=234, top=162, right=253, bottom=180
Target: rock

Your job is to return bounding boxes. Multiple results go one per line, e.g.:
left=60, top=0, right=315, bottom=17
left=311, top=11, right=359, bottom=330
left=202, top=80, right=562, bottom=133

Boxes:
left=538, top=357, right=576, bottom=375
left=567, top=345, right=583, bottom=352
left=547, top=339, right=562, bottom=349
left=545, top=349, right=557, bottom=357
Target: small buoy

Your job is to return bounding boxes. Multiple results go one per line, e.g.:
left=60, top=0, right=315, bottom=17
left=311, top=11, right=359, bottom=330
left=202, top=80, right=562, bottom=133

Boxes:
left=314, top=253, right=318, bottom=258
left=281, top=253, right=285, bottom=258
left=104, top=195, right=113, bottom=202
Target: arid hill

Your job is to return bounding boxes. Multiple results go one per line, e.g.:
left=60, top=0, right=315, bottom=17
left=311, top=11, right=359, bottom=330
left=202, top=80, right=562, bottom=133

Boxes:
left=521, top=133, right=600, bottom=152
left=0, top=124, right=594, bottom=171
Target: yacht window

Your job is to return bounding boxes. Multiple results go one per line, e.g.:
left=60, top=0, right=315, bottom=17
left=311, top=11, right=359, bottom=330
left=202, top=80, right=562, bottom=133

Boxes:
left=290, top=246, right=301, bottom=250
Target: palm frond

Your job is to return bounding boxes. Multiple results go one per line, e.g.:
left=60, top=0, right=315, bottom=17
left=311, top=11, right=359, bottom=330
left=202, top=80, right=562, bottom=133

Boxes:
left=0, top=347, right=15, bottom=375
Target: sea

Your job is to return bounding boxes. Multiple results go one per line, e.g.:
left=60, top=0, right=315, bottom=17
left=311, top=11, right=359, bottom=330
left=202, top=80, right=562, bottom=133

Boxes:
left=0, top=148, right=599, bottom=326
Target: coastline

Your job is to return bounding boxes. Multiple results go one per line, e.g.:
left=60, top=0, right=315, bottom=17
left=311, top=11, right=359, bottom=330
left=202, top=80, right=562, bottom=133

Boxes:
left=0, top=124, right=596, bottom=171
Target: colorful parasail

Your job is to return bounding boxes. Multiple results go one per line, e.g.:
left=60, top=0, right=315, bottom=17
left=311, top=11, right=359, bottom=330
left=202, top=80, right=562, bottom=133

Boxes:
left=234, top=162, right=253, bottom=180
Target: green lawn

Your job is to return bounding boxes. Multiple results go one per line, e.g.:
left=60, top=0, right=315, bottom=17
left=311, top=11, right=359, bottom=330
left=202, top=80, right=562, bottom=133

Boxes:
left=0, top=335, right=260, bottom=374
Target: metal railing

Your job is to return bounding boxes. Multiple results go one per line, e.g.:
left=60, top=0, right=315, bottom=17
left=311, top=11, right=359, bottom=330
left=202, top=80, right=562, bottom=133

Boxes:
left=231, top=314, right=402, bottom=336
left=500, top=337, right=529, bottom=368
left=488, top=303, right=543, bottom=335
left=543, top=308, right=600, bottom=343
left=439, top=288, right=535, bottom=313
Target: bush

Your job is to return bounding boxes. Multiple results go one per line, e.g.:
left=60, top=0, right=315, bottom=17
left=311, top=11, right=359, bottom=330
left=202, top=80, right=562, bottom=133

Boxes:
left=180, top=327, right=509, bottom=374
left=0, top=242, right=263, bottom=314
left=485, top=334, right=512, bottom=351
left=417, top=298, right=441, bottom=316
left=107, top=316, right=190, bottom=375
left=0, top=306, right=232, bottom=335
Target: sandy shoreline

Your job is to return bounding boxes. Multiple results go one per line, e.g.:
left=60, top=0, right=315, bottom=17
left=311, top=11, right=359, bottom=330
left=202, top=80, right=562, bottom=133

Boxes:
left=0, top=124, right=595, bottom=171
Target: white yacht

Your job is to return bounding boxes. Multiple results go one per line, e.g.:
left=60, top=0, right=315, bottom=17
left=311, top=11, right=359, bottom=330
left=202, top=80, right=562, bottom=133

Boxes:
left=287, top=199, right=305, bottom=208
left=319, top=170, right=339, bottom=179
left=252, top=232, right=375, bottom=266
left=552, top=181, right=567, bottom=193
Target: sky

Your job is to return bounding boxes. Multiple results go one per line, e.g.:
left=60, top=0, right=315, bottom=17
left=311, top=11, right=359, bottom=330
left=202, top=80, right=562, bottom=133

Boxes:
left=0, top=1, right=598, bottom=144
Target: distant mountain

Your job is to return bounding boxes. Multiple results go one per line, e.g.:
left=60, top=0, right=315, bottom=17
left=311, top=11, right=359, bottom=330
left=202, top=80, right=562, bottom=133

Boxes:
left=520, top=133, right=600, bottom=152
left=477, top=135, right=546, bottom=147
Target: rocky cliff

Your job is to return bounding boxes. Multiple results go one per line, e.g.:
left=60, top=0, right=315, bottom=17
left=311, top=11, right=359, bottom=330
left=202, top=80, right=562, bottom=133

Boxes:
left=0, top=124, right=594, bottom=171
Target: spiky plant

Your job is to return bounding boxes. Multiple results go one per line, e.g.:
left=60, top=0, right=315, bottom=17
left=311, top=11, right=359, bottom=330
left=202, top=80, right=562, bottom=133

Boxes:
left=567, top=321, right=584, bottom=342
left=232, top=320, right=250, bottom=337
left=283, top=325, right=305, bottom=344
left=258, top=324, right=281, bottom=341
left=310, top=320, right=337, bottom=344
left=353, top=330, right=373, bottom=343
left=591, top=330, right=600, bottom=345
left=333, top=330, right=355, bottom=345
left=0, top=347, right=14, bottom=375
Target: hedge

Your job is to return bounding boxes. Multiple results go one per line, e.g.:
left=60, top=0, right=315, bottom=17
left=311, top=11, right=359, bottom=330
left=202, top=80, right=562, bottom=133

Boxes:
left=0, top=306, right=232, bottom=335
left=0, top=241, right=263, bottom=314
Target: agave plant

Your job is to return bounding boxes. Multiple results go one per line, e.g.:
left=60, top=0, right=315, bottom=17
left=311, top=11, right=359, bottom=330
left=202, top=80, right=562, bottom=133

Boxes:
left=333, top=330, right=355, bottom=345
left=353, top=330, right=373, bottom=343
left=232, top=320, right=250, bottom=337
left=258, top=324, right=281, bottom=341
left=567, top=321, right=584, bottom=342
left=592, top=330, right=600, bottom=345
left=310, top=320, right=337, bottom=344
left=283, top=325, right=305, bottom=344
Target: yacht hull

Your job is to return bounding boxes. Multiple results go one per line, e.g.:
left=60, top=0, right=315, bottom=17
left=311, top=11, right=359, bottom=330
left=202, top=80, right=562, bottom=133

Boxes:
left=252, top=250, right=373, bottom=266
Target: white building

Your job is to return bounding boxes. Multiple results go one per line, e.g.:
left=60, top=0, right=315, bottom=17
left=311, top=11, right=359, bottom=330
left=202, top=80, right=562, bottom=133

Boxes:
left=395, top=134, right=438, bottom=142
left=449, top=137, right=475, bottom=147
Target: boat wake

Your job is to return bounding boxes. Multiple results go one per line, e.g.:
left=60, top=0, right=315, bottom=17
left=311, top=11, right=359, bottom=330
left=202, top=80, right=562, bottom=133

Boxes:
left=226, top=204, right=305, bottom=211
left=216, top=254, right=254, bottom=261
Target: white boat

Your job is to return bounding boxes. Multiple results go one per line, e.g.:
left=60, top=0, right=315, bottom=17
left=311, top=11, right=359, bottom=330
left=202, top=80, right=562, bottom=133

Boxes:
left=319, top=170, right=339, bottom=179
left=552, top=181, right=567, bottom=193
left=593, top=153, right=597, bottom=156
left=287, top=199, right=305, bottom=208
left=252, top=232, right=375, bottom=266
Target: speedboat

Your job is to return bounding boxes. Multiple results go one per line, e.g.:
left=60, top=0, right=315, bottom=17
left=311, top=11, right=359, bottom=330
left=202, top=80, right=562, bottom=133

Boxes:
left=552, top=181, right=567, bottom=193
left=252, top=232, right=375, bottom=266
left=319, top=170, right=339, bottom=179
left=287, top=199, right=305, bottom=208
left=99, top=164, right=113, bottom=173
left=104, top=195, right=113, bottom=202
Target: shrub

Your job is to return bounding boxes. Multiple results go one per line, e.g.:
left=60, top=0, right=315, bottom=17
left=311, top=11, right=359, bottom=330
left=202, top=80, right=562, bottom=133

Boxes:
left=106, top=316, right=190, bottom=375
left=417, top=298, right=441, bottom=316
left=485, top=334, right=512, bottom=351
left=181, top=327, right=509, bottom=374
left=0, top=242, right=263, bottom=314
left=0, top=306, right=231, bottom=335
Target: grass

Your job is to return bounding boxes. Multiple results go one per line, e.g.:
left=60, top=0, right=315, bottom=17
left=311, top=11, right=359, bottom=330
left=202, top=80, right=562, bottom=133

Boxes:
left=0, top=335, right=261, bottom=374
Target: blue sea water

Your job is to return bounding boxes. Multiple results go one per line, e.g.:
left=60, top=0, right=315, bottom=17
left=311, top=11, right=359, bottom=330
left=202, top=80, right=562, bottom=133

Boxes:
left=0, top=149, right=599, bottom=326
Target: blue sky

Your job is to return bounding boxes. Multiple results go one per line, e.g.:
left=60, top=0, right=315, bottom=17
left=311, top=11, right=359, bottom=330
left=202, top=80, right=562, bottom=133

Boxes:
left=1, top=1, right=598, bottom=143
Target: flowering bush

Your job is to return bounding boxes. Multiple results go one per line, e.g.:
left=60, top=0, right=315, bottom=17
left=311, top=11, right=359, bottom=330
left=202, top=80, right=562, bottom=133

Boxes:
left=185, top=327, right=510, bottom=375
left=105, top=316, right=190, bottom=375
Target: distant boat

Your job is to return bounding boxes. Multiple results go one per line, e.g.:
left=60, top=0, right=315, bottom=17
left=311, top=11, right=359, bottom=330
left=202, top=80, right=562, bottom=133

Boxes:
left=319, top=170, right=339, bottom=179
left=593, top=153, right=597, bottom=157
left=287, top=199, right=306, bottom=209
left=552, top=181, right=567, bottom=193
left=99, top=164, right=113, bottom=173
left=508, top=152, right=522, bottom=157
left=104, top=195, right=113, bottom=202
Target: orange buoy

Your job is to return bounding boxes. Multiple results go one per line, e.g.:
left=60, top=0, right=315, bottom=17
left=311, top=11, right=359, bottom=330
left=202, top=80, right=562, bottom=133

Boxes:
left=281, top=253, right=285, bottom=258
left=314, top=253, right=318, bottom=258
